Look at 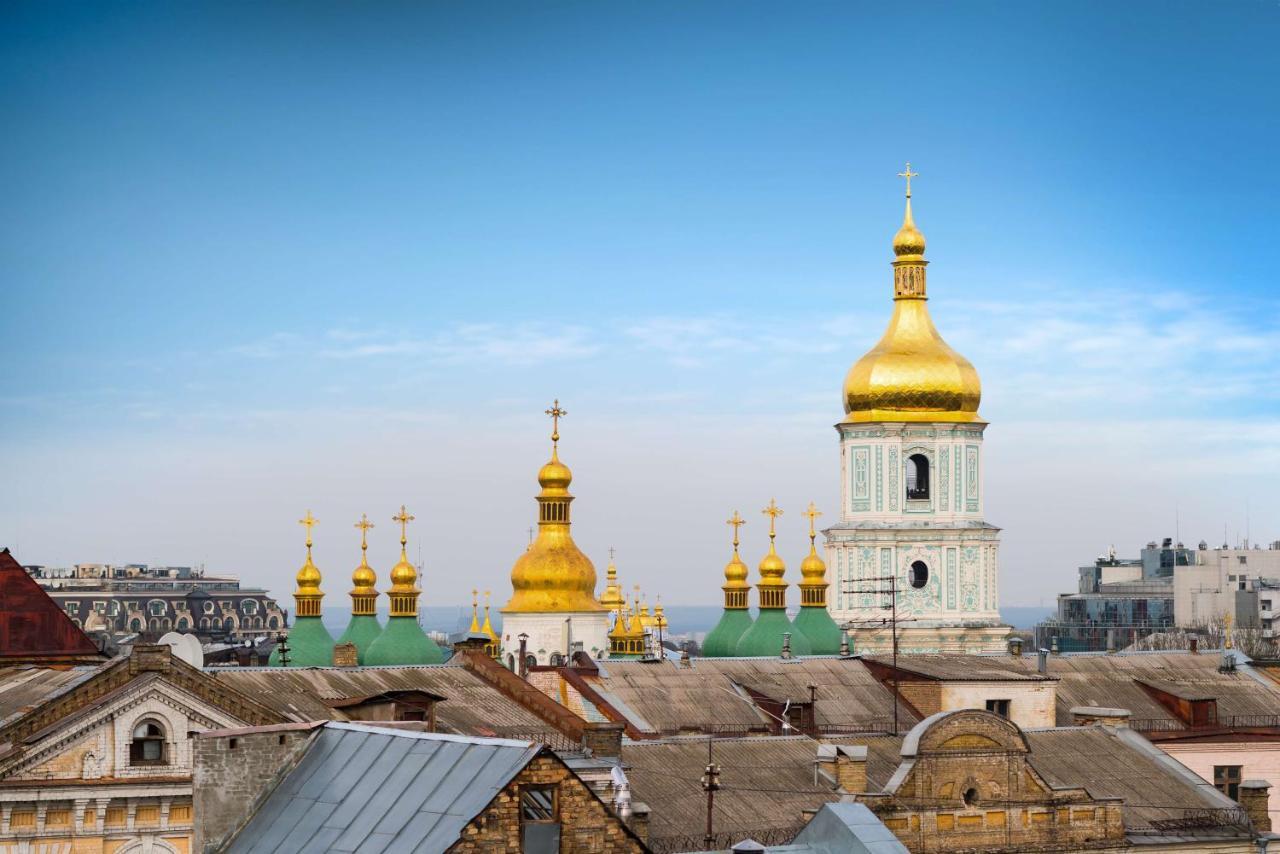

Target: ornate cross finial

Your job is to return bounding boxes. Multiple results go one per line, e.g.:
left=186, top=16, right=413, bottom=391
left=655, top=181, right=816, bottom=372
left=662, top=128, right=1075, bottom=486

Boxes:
left=354, top=513, right=374, bottom=553
left=545, top=399, right=567, bottom=445
left=898, top=162, right=918, bottom=199
left=608, top=546, right=616, bottom=563
left=392, top=505, right=415, bottom=549
left=726, top=510, right=746, bottom=551
left=762, top=499, right=783, bottom=540
left=298, top=510, right=318, bottom=549
left=472, top=587, right=478, bottom=605
left=803, top=502, right=823, bottom=543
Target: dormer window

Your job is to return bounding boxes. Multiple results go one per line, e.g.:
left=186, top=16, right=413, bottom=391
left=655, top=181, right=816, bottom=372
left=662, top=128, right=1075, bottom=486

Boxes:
left=906, top=454, right=930, bottom=500
left=130, top=720, right=167, bottom=765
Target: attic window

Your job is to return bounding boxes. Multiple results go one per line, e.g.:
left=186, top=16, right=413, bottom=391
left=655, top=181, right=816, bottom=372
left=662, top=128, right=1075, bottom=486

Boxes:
left=963, top=787, right=979, bottom=807
left=520, top=784, right=561, bottom=853
left=130, top=720, right=167, bottom=765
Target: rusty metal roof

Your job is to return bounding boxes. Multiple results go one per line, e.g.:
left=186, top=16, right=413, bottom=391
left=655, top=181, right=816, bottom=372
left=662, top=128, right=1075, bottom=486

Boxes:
left=211, top=665, right=561, bottom=738
left=582, top=658, right=909, bottom=735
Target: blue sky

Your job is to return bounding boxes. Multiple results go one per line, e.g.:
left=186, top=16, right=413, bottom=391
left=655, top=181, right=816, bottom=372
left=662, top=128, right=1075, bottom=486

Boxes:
left=2, top=1, right=1278, bottom=607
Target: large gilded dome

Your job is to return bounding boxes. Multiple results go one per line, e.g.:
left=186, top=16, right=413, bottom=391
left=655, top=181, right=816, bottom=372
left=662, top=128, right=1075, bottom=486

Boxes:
left=504, top=437, right=606, bottom=615
left=842, top=187, right=983, bottom=423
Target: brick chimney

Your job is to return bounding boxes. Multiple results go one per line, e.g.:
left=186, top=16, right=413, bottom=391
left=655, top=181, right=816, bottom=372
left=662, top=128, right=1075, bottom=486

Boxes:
left=829, top=745, right=867, bottom=794
left=626, top=801, right=650, bottom=844
left=1008, top=636, right=1023, bottom=657
left=332, top=642, right=358, bottom=668
left=1239, top=779, right=1272, bottom=832
left=581, top=722, right=625, bottom=758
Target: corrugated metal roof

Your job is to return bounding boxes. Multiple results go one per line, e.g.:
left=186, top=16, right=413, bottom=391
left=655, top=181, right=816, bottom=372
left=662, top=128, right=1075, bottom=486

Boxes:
left=583, top=658, right=909, bottom=735
left=225, top=722, right=541, bottom=854
left=622, top=735, right=875, bottom=843
left=0, top=663, right=107, bottom=728
left=211, top=665, right=561, bottom=738
left=864, top=654, right=1052, bottom=682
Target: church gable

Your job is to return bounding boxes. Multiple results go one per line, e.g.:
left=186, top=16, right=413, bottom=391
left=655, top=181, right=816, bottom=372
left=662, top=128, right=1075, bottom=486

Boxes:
left=0, top=548, right=102, bottom=663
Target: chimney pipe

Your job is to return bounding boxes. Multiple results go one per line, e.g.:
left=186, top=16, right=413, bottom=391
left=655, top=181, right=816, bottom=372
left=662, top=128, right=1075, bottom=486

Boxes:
left=1051, top=636, right=1060, bottom=654
left=1189, top=637, right=1199, bottom=655
left=1008, top=636, right=1023, bottom=657
left=781, top=632, right=793, bottom=660
left=1106, top=629, right=1116, bottom=654
left=1038, top=648, right=1049, bottom=675
left=679, top=648, right=692, bottom=668
left=839, top=634, right=851, bottom=658
left=518, top=633, right=529, bottom=678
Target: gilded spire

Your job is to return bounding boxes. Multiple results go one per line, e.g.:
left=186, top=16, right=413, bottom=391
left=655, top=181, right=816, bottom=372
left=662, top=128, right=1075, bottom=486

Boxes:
left=842, top=167, right=983, bottom=423
left=599, top=546, right=625, bottom=611
left=294, top=510, right=323, bottom=617
left=892, top=162, right=926, bottom=264
left=481, top=590, right=498, bottom=644
left=349, top=513, right=378, bottom=615
left=756, top=500, right=788, bottom=609
left=469, top=588, right=481, bottom=633
left=387, top=505, right=420, bottom=617
left=721, top=511, right=750, bottom=609
left=654, top=596, right=668, bottom=631
left=799, top=502, right=829, bottom=605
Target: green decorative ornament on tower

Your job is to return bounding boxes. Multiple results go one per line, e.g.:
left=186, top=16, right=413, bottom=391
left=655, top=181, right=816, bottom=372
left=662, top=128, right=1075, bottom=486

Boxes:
left=270, top=510, right=336, bottom=667
left=734, top=500, right=813, bottom=658
left=364, top=505, right=445, bottom=666
left=702, top=510, right=755, bottom=658
left=792, top=502, right=844, bottom=655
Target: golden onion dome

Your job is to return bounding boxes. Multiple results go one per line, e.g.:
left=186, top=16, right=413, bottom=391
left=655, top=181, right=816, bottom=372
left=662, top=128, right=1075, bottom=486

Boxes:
left=800, top=547, right=827, bottom=585
left=388, top=552, right=417, bottom=591
left=757, top=546, right=787, bottom=588
left=296, top=554, right=322, bottom=592
left=723, top=552, right=749, bottom=588
left=653, top=600, right=668, bottom=631
left=599, top=557, right=626, bottom=610
left=351, top=514, right=377, bottom=594
left=504, top=403, right=607, bottom=614
left=843, top=173, right=983, bottom=424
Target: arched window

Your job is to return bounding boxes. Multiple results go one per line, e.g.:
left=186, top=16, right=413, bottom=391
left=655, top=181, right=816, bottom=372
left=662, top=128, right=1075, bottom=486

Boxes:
left=549, top=653, right=565, bottom=667
left=130, top=619, right=142, bottom=632
left=525, top=654, right=538, bottom=671
left=963, top=787, right=979, bottom=807
left=910, top=561, right=929, bottom=589
left=268, top=616, right=279, bottom=629
left=906, top=453, right=930, bottom=500
left=130, top=720, right=167, bottom=765
left=176, top=617, right=189, bottom=630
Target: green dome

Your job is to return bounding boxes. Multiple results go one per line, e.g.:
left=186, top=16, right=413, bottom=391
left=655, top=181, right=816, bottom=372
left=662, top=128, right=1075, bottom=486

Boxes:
left=702, top=610, right=754, bottom=658
left=336, top=614, right=384, bottom=664
left=793, top=606, right=844, bottom=655
left=364, top=616, right=445, bottom=665
left=734, top=609, right=813, bottom=658
left=268, top=616, right=335, bottom=667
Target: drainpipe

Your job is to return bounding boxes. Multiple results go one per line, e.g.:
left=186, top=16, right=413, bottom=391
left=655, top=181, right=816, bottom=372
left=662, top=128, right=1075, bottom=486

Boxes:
left=518, top=633, right=529, bottom=678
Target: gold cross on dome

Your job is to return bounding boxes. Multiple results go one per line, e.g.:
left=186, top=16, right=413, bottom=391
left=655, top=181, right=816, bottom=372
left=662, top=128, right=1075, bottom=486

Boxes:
left=354, top=513, right=374, bottom=550
left=298, top=510, right=318, bottom=546
left=762, top=499, right=783, bottom=538
left=803, top=502, right=823, bottom=539
left=897, top=162, right=918, bottom=198
left=545, top=399, right=567, bottom=444
left=726, top=510, right=745, bottom=549
left=392, top=505, right=415, bottom=547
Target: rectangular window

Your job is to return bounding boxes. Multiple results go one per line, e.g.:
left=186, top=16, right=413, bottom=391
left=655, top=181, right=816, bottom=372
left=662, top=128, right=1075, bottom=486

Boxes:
left=1214, top=765, right=1242, bottom=800
left=985, top=699, right=1011, bottom=718
left=1263, top=600, right=1273, bottom=611
left=520, top=784, right=561, bottom=853
left=1240, top=556, right=1248, bottom=564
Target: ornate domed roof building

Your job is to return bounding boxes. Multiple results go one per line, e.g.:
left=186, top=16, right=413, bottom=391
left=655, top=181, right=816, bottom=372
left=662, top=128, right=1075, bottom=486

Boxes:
left=334, top=514, right=383, bottom=664
left=826, top=166, right=1007, bottom=654
left=269, top=511, right=336, bottom=667
left=734, top=500, right=812, bottom=658
left=364, top=506, right=445, bottom=665
left=791, top=502, right=843, bottom=654
left=701, top=511, right=755, bottom=657
left=500, top=402, right=611, bottom=667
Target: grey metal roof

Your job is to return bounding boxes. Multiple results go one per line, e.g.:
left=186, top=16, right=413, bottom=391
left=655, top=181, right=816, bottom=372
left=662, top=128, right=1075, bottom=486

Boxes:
left=225, top=722, right=541, bottom=854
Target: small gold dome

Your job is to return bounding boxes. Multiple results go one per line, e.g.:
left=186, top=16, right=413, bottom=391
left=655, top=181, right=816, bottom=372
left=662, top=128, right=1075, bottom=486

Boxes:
left=800, top=547, right=827, bottom=585
left=296, top=555, right=322, bottom=591
left=538, top=449, right=573, bottom=493
left=723, top=552, right=749, bottom=587
left=599, top=558, right=626, bottom=610
left=757, top=546, right=787, bottom=589
left=352, top=558, right=376, bottom=592
left=892, top=198, right=927, bottom=257
left=388, top=554, right=417, bottom=591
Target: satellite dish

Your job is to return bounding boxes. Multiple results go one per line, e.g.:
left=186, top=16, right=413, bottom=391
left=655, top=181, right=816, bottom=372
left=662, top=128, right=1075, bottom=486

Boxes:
left=157, top=631, right=204, bottom=669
